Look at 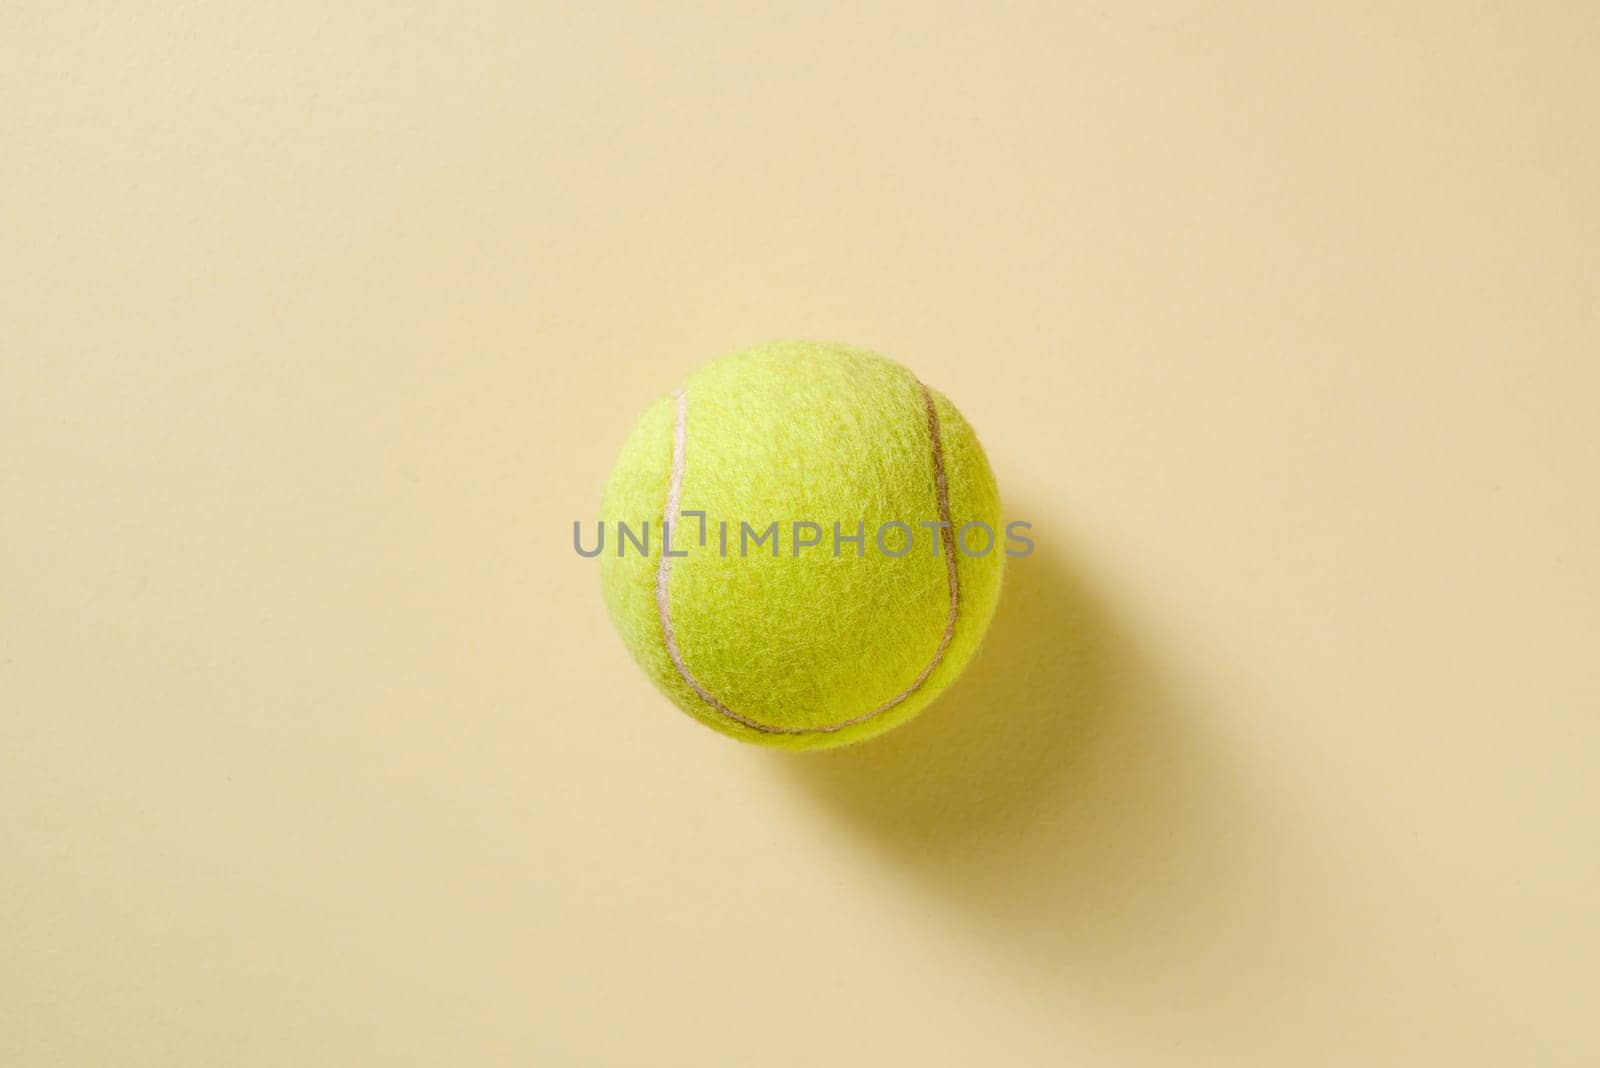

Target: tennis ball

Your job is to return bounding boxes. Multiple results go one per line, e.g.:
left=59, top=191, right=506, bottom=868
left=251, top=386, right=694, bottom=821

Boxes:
left=599, top=341, right=1004, bottom=750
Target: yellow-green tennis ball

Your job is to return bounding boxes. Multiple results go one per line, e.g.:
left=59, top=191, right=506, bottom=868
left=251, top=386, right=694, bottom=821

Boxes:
left=600, top=341, right=1004, bottom=750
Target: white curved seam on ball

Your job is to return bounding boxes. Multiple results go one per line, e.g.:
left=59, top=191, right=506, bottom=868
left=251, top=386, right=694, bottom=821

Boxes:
left=654, top=383, right=962, bottom=736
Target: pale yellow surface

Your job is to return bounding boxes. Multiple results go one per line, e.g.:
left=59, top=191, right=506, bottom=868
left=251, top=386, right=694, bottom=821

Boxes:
left=4, top=4, right=1599, bottom=1066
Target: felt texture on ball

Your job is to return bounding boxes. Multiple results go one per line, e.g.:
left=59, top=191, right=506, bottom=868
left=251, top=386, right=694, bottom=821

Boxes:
left=600, top=341, right=1004, bottom=750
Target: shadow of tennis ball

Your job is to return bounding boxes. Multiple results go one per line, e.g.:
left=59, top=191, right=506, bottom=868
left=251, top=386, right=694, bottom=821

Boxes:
left=775, top=542, right=1116, bottom=844
left=775, top=533, right=1247, bottom=972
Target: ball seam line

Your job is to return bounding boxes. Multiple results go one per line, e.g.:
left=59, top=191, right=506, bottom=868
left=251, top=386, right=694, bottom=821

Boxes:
left=654, top=382, right=961, bottom=736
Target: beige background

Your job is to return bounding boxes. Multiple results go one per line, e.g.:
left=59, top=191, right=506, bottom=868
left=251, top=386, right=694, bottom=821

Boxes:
left=4, top=4, right=1599, bottom=1066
